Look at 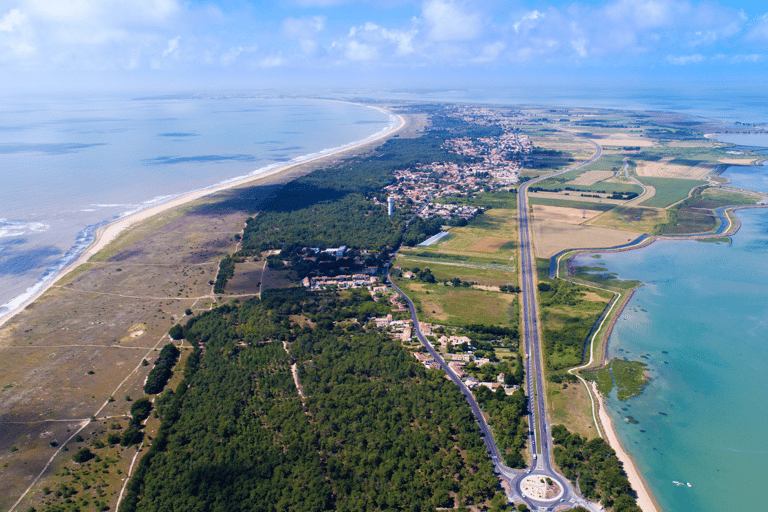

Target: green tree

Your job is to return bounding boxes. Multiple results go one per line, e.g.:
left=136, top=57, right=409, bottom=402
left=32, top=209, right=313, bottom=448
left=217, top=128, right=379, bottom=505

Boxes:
left=72, top=447, right=94, bottom=463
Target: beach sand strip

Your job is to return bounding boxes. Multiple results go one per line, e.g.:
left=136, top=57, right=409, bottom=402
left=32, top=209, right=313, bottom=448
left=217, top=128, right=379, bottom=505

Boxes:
left=0, top=107, right=405, bottom=330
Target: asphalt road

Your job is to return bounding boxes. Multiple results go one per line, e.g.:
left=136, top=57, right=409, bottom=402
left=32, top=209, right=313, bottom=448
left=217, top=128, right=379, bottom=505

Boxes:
left=387, top=137, right=603, bottom=510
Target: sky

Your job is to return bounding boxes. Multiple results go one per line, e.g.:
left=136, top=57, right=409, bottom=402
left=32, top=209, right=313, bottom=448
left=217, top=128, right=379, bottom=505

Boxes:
left=2, top=0, right=768, bottom=93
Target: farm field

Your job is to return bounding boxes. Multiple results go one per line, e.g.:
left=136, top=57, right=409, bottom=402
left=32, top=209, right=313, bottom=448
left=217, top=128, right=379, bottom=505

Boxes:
left=414, top=208, right=518, bottom=261
left=637, top=177, right=707, bottom=207
left=531, top=220, right=639, bottom=258
left=587, top=206, right=668, bottom=233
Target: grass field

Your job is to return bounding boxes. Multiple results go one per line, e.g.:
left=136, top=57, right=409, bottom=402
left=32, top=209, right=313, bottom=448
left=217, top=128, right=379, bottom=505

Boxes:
left=436, top=190, right=517, bottom=209
left=414, top=208, right=518, bottom=261
left=587, top=205, right=668, bottom=234
left=657, top=208, right=718, bottom=235
left=528, top=197, right=617, bottom=211
left=396, top=257, right=516, bottom=287
left=637, top=177, right=707, bottom=207
left=392, top=278, right=517, bottom=327
left=547, top=379, right=601, bottom=439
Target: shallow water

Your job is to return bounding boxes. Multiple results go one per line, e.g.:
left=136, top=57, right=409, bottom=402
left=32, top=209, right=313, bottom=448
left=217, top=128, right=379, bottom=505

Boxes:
left=0, top=95, right=394, bottom=318
left=573, top=209, right=768, bottom=512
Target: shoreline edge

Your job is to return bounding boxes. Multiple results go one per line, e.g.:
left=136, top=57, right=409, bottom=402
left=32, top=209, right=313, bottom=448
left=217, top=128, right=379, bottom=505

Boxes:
left=0, top=105, right=405, bottom=329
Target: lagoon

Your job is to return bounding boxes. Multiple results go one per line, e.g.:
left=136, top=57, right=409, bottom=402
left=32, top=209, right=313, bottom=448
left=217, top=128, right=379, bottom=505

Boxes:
left=574, top=209, right=768, bottom=512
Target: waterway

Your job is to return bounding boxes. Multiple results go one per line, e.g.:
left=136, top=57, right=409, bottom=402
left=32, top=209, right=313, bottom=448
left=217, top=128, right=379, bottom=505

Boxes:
left=573, top=208, right=768, bottom=512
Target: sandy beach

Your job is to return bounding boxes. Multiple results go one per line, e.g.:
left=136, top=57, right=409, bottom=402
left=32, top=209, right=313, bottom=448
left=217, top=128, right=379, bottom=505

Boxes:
left=0, top=107, right=405, bottom=329
left=594, top=384, right=661, bottom=512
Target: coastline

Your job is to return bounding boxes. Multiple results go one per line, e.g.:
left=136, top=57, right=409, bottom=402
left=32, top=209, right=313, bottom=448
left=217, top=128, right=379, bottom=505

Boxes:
left=594, top=383, right=661, bottom=512
left=0, top=106, right=405, bottom=329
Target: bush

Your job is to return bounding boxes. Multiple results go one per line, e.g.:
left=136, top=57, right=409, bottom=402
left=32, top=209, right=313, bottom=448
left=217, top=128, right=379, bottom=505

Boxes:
left=120, top=425, right=143, bottom=446
left=130, top=398, right=153, bottom=424
left=168, top=324, right=184, bottom=340
left=72, top=447, right=94, bottom=463
left=144, top=344, right=181, bottom=395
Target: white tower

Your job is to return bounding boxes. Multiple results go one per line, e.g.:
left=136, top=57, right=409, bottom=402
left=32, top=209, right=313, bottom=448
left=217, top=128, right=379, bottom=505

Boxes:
left=388, top=197, right=394, bottom=217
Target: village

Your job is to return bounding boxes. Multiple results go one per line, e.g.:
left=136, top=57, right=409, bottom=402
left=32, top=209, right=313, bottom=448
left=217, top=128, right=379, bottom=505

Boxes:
left=381, top=106, right=533, bottom=216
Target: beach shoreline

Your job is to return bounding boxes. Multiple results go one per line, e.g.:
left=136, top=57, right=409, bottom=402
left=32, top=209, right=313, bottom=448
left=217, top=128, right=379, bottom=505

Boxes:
left=594, top=383, right=662, bottom=512
left=0, top=106, right=405, bottom=330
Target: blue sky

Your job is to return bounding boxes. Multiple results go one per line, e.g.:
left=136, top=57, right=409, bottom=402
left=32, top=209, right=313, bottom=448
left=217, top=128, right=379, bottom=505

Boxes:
left=2, top=0, right=768, bottom=93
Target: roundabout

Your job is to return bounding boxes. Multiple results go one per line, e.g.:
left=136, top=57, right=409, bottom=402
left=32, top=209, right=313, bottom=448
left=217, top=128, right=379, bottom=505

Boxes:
left=520, top=473, right=565, bottom=502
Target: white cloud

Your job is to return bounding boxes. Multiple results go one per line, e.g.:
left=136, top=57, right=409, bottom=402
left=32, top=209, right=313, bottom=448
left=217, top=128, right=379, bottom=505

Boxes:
left=25, top=0, right=180, bottom=26
left=162, top=35, right=180, bottom=57
left=344, top=39, right=378, bottom=60
left=0, top=8, right=36, bottom=58
left=746, top=13, right=768, bottom=41
left=730, top=53, right=763, bottom=63
left=666, top=53, right=704, bottom=65
left=282, top=15, right=325, bottom=56
left=604, top=0, right=685, bottom=30
left=473, top=41, right=504, bottom=62
left=513, top=10, right=544, bottom=33
left=220, top=44, right=257, bottom=66
left=422, top=0, right=482, bottom=42
left=331, top=21, right=417, bottom=62
left=259, top=53, right=285, bottom=67
left=282, top=15, right=324, bottom=38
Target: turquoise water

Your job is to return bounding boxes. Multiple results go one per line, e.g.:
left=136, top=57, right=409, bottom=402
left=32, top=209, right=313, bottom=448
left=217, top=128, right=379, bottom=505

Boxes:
left=0, top=95, right=394, bottom=319
left=574, top=210, right=768, bottom=512
left=721, top=161, right=768, bottom=193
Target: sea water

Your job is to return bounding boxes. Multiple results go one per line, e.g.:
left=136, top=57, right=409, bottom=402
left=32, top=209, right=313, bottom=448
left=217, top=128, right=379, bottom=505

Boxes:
left=0, top=95, right=395, bottom=319
left=573, top=209, right=768, bottom=512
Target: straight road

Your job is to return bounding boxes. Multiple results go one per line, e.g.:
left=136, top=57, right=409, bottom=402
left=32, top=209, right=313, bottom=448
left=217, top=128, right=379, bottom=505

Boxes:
left=388, top=136, right=602, bottom=510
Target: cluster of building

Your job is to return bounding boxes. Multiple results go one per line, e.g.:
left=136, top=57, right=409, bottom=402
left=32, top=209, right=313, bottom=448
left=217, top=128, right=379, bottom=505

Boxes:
left=380, top=108, right=533, bottom=220
left=409, top=321, right=519, bottom=395
left=302, top=274, right=379, bottom=290
left=418, top=202, right=481, bottom=221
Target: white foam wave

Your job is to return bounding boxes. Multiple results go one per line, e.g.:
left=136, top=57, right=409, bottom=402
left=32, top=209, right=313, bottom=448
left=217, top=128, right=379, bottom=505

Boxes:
left=1, top=105, right=400, bottom=321
left=0, top=221, right=105, bottom=318
left=0, top=219, right=50, bottom=238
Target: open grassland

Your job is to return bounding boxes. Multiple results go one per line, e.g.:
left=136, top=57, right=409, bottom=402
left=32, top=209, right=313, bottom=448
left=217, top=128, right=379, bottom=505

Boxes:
left=535, top=275, right=612, bottom=371
left=695, top=187, right=762, bottom=207
left=657, top=208, right=718, bottom=235
left=0, top=182, right=277, bottom=511
left=436, top=190, right=517, bottom=209
left=529, top=195, right=621, bottom=209
left=637, top=177, right=707, bottom=207
left=581, top=153, right=628, bottom=172
left=547, top=380, right=600, bottom=440
left=419, top=208, right=518, bottom=260
left=587, top=206, right=668, bottom=234
left=392, top=278, right=517, bottom=326
left=396, top=257, right=516, bottom=287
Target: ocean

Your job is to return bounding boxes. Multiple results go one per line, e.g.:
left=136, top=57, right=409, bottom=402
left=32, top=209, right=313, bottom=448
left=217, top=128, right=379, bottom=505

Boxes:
left=0, top=95, right=395, bottom=320
left=573, top=204, right=768, bottom=510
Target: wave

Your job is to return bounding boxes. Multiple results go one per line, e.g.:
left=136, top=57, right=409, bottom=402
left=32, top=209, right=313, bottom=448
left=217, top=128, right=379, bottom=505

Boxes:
left=0, top=104, right=399, bottom=321
left=0, top=219, right=50, bottom=239
left=0, top=221, right=105, bottom=317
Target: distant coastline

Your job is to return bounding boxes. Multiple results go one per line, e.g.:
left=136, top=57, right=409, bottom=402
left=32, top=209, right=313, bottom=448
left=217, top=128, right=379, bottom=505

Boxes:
left=0, top=104, right=405, bottom=329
